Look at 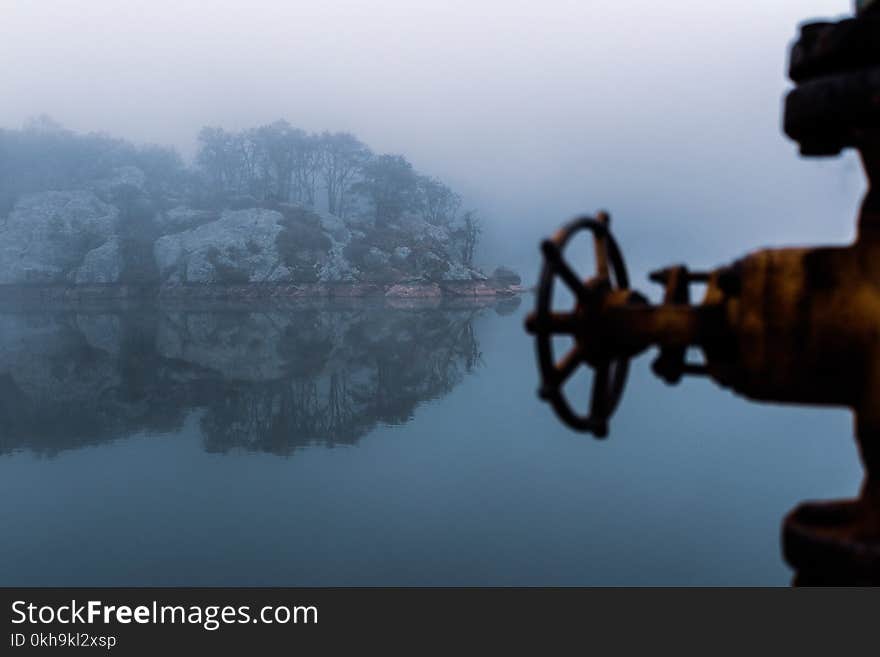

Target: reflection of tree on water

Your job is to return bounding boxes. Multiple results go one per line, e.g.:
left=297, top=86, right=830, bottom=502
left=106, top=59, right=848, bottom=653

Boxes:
left=0, top=301, right=498, bottom=456
left=199, top=309, right=482, bottom=454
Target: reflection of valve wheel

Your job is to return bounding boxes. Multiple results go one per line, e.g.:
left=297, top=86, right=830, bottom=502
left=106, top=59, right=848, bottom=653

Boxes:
left=525, top=213, right=633, bottom=437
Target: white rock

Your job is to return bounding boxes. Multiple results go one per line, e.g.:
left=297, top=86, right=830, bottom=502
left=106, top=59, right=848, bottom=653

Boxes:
left=154, top=208, right=288, bottom=284
left=316, top=210, right=350, bottom=243
left=156, top=206, right=217, bottom=234
left=443, top=260, right=476, bottom=281
left=0, top=191, right=118, bottom=284
left=72, top=238, right=123, bottom=284
left=385, top=283, right=442, bottom=298
left=318, top=243, right=357, bottom=282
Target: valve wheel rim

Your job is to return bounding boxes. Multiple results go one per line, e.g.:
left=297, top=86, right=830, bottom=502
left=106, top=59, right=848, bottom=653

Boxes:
left=528, top=215, right=631, bottom=437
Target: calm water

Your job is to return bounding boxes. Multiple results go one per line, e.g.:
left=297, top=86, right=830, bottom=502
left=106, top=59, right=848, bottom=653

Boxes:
left=0, top=297, right=862, bottom=585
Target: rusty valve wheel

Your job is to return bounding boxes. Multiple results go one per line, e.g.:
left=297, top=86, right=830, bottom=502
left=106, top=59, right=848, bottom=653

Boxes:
left=525, top=212, right=632, bottom=437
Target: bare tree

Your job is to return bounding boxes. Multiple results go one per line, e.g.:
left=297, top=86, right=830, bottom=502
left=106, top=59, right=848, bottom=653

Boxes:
left=252, top=121, right=303, bottom=201
left=461, top=210, right=481, bottom=267
left=417, top=176, right=461, bottom=226
left=196, top=126, right=241, bottom=192
left=352, top=154, right=420, bottom=226
left=291, top=133, right=321, bottom=207
left=318, top=132, right=371, bottom=217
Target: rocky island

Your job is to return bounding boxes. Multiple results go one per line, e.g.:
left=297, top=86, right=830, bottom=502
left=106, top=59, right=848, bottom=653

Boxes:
left=0, top=117, right=522, bottom=304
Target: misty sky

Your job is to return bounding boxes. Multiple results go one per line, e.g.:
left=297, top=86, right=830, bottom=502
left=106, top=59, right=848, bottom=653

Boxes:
left=0, top=0, right=862, bottom=283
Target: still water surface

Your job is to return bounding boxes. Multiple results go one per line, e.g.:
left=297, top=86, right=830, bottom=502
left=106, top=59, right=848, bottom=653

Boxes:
left=0, top=297, right=861, bottom=585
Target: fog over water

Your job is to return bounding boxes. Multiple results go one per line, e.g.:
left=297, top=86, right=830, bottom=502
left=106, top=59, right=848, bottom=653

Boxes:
left=0, top=0, right=872, bottom=586
left=0, top=300, right=858, bottom=585
left=0, top=0, right=862, bottom=283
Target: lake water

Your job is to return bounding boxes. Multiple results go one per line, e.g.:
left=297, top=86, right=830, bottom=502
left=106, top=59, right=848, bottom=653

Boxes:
left=0, top=296, right=862, bottom=586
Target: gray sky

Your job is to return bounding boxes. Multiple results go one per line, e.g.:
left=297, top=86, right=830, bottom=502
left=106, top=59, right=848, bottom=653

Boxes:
left=0, top=0, right=861, bottom=281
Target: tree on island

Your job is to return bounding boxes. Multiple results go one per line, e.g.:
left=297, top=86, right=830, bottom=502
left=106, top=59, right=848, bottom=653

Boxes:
left=351, top=154, right=420, bottom=227
left=193, top=120, right=472, bottom=232
left=319, top=131, right=370, bottom=218
left=0, top=116, right=489, bottom=278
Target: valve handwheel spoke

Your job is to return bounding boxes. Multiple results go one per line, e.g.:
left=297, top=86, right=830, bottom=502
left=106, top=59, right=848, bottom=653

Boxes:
left=524, top=311, right=580, bottom=335
left=525, top=213, right=632, bottom=437
left=593, top=210, right=611, bottom=280
left=556, top=346, right=584, bottom=384
left=590, top=362, right=609, bottom=417
left=541, top=240, right=595, bottom=304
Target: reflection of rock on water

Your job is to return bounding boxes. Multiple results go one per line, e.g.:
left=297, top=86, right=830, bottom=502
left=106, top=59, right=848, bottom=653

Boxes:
left=493, top=296, right=522, bottom=316
left=0, top=301, right=493, bottom=456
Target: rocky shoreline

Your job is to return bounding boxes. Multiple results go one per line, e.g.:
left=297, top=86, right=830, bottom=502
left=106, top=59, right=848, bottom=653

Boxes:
left=0, top=125, right=527, bottom=317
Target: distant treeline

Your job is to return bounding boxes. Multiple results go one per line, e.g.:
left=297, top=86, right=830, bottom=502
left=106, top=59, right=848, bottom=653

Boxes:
left=196, top=122, right=466, bottom=228
left=0, top=115, right=188, bottom=213
left=0, top=115, right=478, bottom=239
